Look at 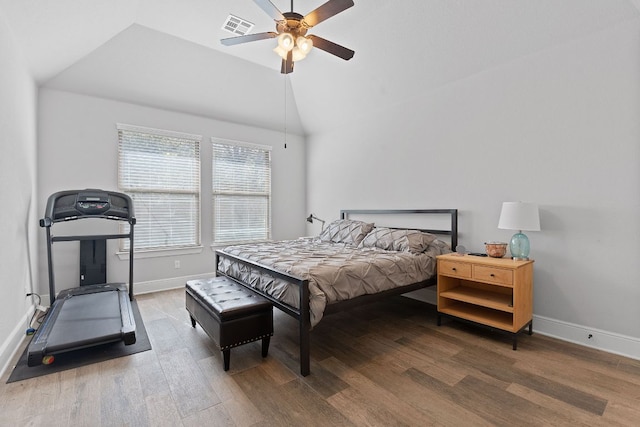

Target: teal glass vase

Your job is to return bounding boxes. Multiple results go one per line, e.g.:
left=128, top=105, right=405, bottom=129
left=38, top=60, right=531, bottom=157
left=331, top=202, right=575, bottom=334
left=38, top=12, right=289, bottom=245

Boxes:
left=509, top=232, right=530, bottom=260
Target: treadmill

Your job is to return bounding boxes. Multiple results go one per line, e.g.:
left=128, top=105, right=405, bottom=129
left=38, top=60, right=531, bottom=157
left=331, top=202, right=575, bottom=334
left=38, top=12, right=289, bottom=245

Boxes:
left=27, top=189, right=137, bottom=367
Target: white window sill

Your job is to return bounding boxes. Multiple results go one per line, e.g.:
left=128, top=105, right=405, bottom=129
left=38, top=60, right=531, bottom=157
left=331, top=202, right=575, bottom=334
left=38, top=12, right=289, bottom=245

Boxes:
left=117, top=245, right=204, bottom=260
left=210, top=239, right=273, bottom=251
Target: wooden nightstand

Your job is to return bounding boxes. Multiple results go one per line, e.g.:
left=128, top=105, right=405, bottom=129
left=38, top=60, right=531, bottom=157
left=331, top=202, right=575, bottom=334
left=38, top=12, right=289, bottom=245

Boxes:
left=436, top=253, right=534, bottom=349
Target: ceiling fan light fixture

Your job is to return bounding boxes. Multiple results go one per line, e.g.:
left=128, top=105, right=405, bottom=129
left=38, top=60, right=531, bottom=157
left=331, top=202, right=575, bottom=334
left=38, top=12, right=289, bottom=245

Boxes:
left=291, top=46, right=306, bottom=61
left=296, top=36, right=313, bottom=54
left=222, top=0, right=355, bottom=74
left=273, top=45, right=288, bottom=59
left=277, top=32, right=294, bottom=51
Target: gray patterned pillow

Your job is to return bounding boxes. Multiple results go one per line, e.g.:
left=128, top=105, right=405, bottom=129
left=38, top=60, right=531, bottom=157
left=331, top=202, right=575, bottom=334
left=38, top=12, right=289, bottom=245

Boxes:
left=318, top=219, right=375, bottom=246
left=358, top=227, right=437, bottom=254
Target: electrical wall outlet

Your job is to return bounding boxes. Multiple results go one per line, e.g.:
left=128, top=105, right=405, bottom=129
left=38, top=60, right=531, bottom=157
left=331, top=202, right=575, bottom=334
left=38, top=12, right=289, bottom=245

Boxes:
left=174, top=260, right=181, bottom=269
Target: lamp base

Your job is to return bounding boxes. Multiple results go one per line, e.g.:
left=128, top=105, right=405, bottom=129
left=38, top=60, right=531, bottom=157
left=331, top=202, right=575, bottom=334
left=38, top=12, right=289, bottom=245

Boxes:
left=509, top=231, right=530, bottom=260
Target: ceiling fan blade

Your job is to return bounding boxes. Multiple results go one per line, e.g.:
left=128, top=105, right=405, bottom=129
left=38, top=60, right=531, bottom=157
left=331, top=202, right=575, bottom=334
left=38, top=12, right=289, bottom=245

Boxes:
left=303, top=0, right=354, bottom=28
left=281, top=50, right=294, bottom=74
left=308, top=35, right=354, bottom=60
left=221, top=32, right=278, bottom=46
left=253, top=0, right=285, bottom=22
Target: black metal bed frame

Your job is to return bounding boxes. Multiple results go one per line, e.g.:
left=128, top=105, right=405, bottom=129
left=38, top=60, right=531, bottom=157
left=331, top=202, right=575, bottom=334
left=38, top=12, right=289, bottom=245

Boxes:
left=215, top=208, right=458, bottom=376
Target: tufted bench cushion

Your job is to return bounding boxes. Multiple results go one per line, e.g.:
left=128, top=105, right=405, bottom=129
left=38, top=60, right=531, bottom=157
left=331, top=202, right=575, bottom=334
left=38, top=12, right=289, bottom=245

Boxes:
left=186, top=276, right=273, bottom=371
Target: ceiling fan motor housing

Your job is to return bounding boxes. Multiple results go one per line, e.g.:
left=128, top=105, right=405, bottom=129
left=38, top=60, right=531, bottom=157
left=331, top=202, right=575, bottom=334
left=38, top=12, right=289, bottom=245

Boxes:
left=277, top=12, right=308, bottom=37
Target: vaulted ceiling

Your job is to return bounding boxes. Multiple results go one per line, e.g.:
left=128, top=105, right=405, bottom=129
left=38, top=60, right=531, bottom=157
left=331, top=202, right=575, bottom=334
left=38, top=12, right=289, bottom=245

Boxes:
left=2, top=0, right=639, bottom=135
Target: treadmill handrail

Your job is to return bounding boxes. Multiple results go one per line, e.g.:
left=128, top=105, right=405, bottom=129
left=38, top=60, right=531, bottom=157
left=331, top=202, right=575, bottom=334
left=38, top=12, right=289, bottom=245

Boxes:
left=52, top=233, right=131, bottom=242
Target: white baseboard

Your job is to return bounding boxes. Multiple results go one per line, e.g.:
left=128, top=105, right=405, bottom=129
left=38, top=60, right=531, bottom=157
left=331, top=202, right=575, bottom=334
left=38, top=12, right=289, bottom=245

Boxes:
left=0, top=307, right=33, bottom=380
left=404, top=291, right=640, bottom=361
left=35, top=272, right=219, bottom=306
left=533, top=314, right=640, bottom=361
left=133, top=272, right=218, bottom=295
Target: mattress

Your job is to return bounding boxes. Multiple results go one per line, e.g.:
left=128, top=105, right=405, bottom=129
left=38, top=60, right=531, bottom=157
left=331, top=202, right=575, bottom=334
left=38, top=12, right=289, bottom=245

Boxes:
left=217, top=237, right=450, bottom=327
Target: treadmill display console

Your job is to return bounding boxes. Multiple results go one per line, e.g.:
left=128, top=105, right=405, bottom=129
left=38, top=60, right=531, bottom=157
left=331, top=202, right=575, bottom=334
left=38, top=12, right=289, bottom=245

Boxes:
left=49, top=189, right=131, bottom=221
left=76, top=194, right=110, bottom=214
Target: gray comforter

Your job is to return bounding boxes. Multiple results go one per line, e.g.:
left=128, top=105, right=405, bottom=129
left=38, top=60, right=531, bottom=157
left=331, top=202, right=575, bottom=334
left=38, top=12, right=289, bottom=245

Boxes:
left=217, top=237, right=450, bottom=327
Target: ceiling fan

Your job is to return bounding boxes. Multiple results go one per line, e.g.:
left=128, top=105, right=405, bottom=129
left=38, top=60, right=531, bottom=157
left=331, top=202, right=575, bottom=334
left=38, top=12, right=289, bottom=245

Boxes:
left=221, top=0, right=355, bottom=74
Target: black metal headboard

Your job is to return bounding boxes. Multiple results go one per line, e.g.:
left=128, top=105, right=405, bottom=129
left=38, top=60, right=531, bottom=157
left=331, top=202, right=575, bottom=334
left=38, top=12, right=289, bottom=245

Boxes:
left=340, top=209, right=458, bottom=249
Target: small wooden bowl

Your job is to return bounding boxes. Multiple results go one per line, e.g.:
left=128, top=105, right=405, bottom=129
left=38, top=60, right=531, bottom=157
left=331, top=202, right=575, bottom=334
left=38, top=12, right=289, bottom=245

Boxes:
left=485, top=242, right=507, bottom=258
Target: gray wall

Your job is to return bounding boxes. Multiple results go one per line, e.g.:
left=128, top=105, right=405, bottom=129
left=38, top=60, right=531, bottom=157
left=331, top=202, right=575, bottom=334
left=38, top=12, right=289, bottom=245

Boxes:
left=0, top=11, right=38, bottom=374
left=36, top=89, right=307, bottom=297
left=306, top=19, right=640, bottom=357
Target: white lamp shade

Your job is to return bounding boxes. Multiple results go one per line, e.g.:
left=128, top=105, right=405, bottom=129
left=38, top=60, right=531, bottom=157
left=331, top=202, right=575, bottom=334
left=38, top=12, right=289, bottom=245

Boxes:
left=498, top=202, right=540, bottom=231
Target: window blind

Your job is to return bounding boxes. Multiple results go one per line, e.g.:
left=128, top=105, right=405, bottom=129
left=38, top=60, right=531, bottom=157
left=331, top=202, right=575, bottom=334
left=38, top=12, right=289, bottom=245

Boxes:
left=118, top=124, right=201, bottom=250
left=212, top=139, right=271, bottom=244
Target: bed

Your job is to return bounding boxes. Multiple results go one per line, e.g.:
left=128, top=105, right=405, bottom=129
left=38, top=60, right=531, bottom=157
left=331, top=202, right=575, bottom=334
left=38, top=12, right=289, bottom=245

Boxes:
left=215, top=209, right=458, bottom=376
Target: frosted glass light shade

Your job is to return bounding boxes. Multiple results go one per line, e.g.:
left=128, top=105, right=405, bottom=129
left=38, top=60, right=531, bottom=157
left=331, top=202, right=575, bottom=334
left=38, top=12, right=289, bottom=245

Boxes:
left=291, top=47, right=306, bottom=62
left=277, top=33, right=294, bottom=51
left=275, top=34, right=312, bottom=62
left=296, top=36, right=313, bottom=54
left=273, top=45, right=288, bottom=59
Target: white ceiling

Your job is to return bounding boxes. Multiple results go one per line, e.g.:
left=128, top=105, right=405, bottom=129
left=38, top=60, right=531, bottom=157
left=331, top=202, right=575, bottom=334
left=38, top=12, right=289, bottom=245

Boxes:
left=2, top=0, right=639, bottom=134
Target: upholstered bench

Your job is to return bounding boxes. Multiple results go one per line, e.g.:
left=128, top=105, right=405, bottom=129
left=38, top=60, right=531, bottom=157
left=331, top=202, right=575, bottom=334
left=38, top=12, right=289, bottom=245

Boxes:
left=185, top=276, right=273, bottom=371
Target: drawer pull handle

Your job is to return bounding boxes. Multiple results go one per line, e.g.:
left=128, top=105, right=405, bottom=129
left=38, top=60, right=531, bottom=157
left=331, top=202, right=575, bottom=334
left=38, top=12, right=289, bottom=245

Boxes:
left=452, top=268, right=457, bottom=271
left=490, top=273, right=495, bottom=277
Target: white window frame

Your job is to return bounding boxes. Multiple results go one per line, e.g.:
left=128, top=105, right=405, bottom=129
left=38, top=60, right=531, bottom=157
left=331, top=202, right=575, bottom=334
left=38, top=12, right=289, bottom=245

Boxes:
left=211, top=137, right=272, bottom=245
left=117, top=123, right=202, bottom=256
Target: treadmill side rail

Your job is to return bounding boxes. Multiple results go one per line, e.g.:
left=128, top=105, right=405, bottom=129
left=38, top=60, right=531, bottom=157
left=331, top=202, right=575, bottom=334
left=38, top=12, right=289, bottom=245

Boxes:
left=119, top=286, right=137, bottom=345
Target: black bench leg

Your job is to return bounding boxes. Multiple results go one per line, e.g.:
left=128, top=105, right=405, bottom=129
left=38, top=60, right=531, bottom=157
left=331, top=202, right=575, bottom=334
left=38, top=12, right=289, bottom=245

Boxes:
left=190, top=316, right=196, bottom=328
left=223, top=349, right=231, bottom=371
left=262, top=336, right=271, bottom=358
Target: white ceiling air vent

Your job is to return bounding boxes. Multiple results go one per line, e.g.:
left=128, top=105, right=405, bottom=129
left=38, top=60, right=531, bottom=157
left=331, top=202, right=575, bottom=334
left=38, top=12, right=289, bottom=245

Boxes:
left=222, top=14, right=254, bottom=36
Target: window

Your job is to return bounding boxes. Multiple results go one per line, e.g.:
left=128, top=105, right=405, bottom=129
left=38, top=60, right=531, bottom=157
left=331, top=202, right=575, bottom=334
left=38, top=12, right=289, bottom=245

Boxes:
left=212, top=138, right=271, bottom=244
left=117, top=124, right=201, bottom=251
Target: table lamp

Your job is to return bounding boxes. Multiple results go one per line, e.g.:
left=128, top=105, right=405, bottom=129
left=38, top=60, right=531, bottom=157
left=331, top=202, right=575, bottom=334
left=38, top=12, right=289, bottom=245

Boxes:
left=306, top=214, right=325, bottom=231
left=498, top=202, right=540, bottom=260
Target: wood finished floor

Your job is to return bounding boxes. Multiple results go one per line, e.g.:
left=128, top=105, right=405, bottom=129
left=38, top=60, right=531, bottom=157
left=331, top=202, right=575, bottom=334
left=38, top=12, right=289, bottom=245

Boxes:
left=2, top=288, right=640, bottom=426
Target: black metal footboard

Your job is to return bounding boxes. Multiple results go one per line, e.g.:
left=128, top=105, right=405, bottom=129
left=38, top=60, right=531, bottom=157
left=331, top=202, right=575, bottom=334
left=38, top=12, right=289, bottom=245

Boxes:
left=215, top=249, right=312, bottom=376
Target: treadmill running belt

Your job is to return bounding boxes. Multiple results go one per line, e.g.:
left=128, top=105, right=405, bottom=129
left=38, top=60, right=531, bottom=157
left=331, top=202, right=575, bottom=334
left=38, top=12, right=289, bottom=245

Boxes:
left=45, top=291, right=123, bottom=352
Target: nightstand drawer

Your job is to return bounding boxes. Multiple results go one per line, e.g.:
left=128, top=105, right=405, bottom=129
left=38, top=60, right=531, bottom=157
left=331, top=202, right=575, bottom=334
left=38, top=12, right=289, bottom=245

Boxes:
left=439, top=260, right=472, bottom=278
left=473, top=265, right=513, bottom=286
